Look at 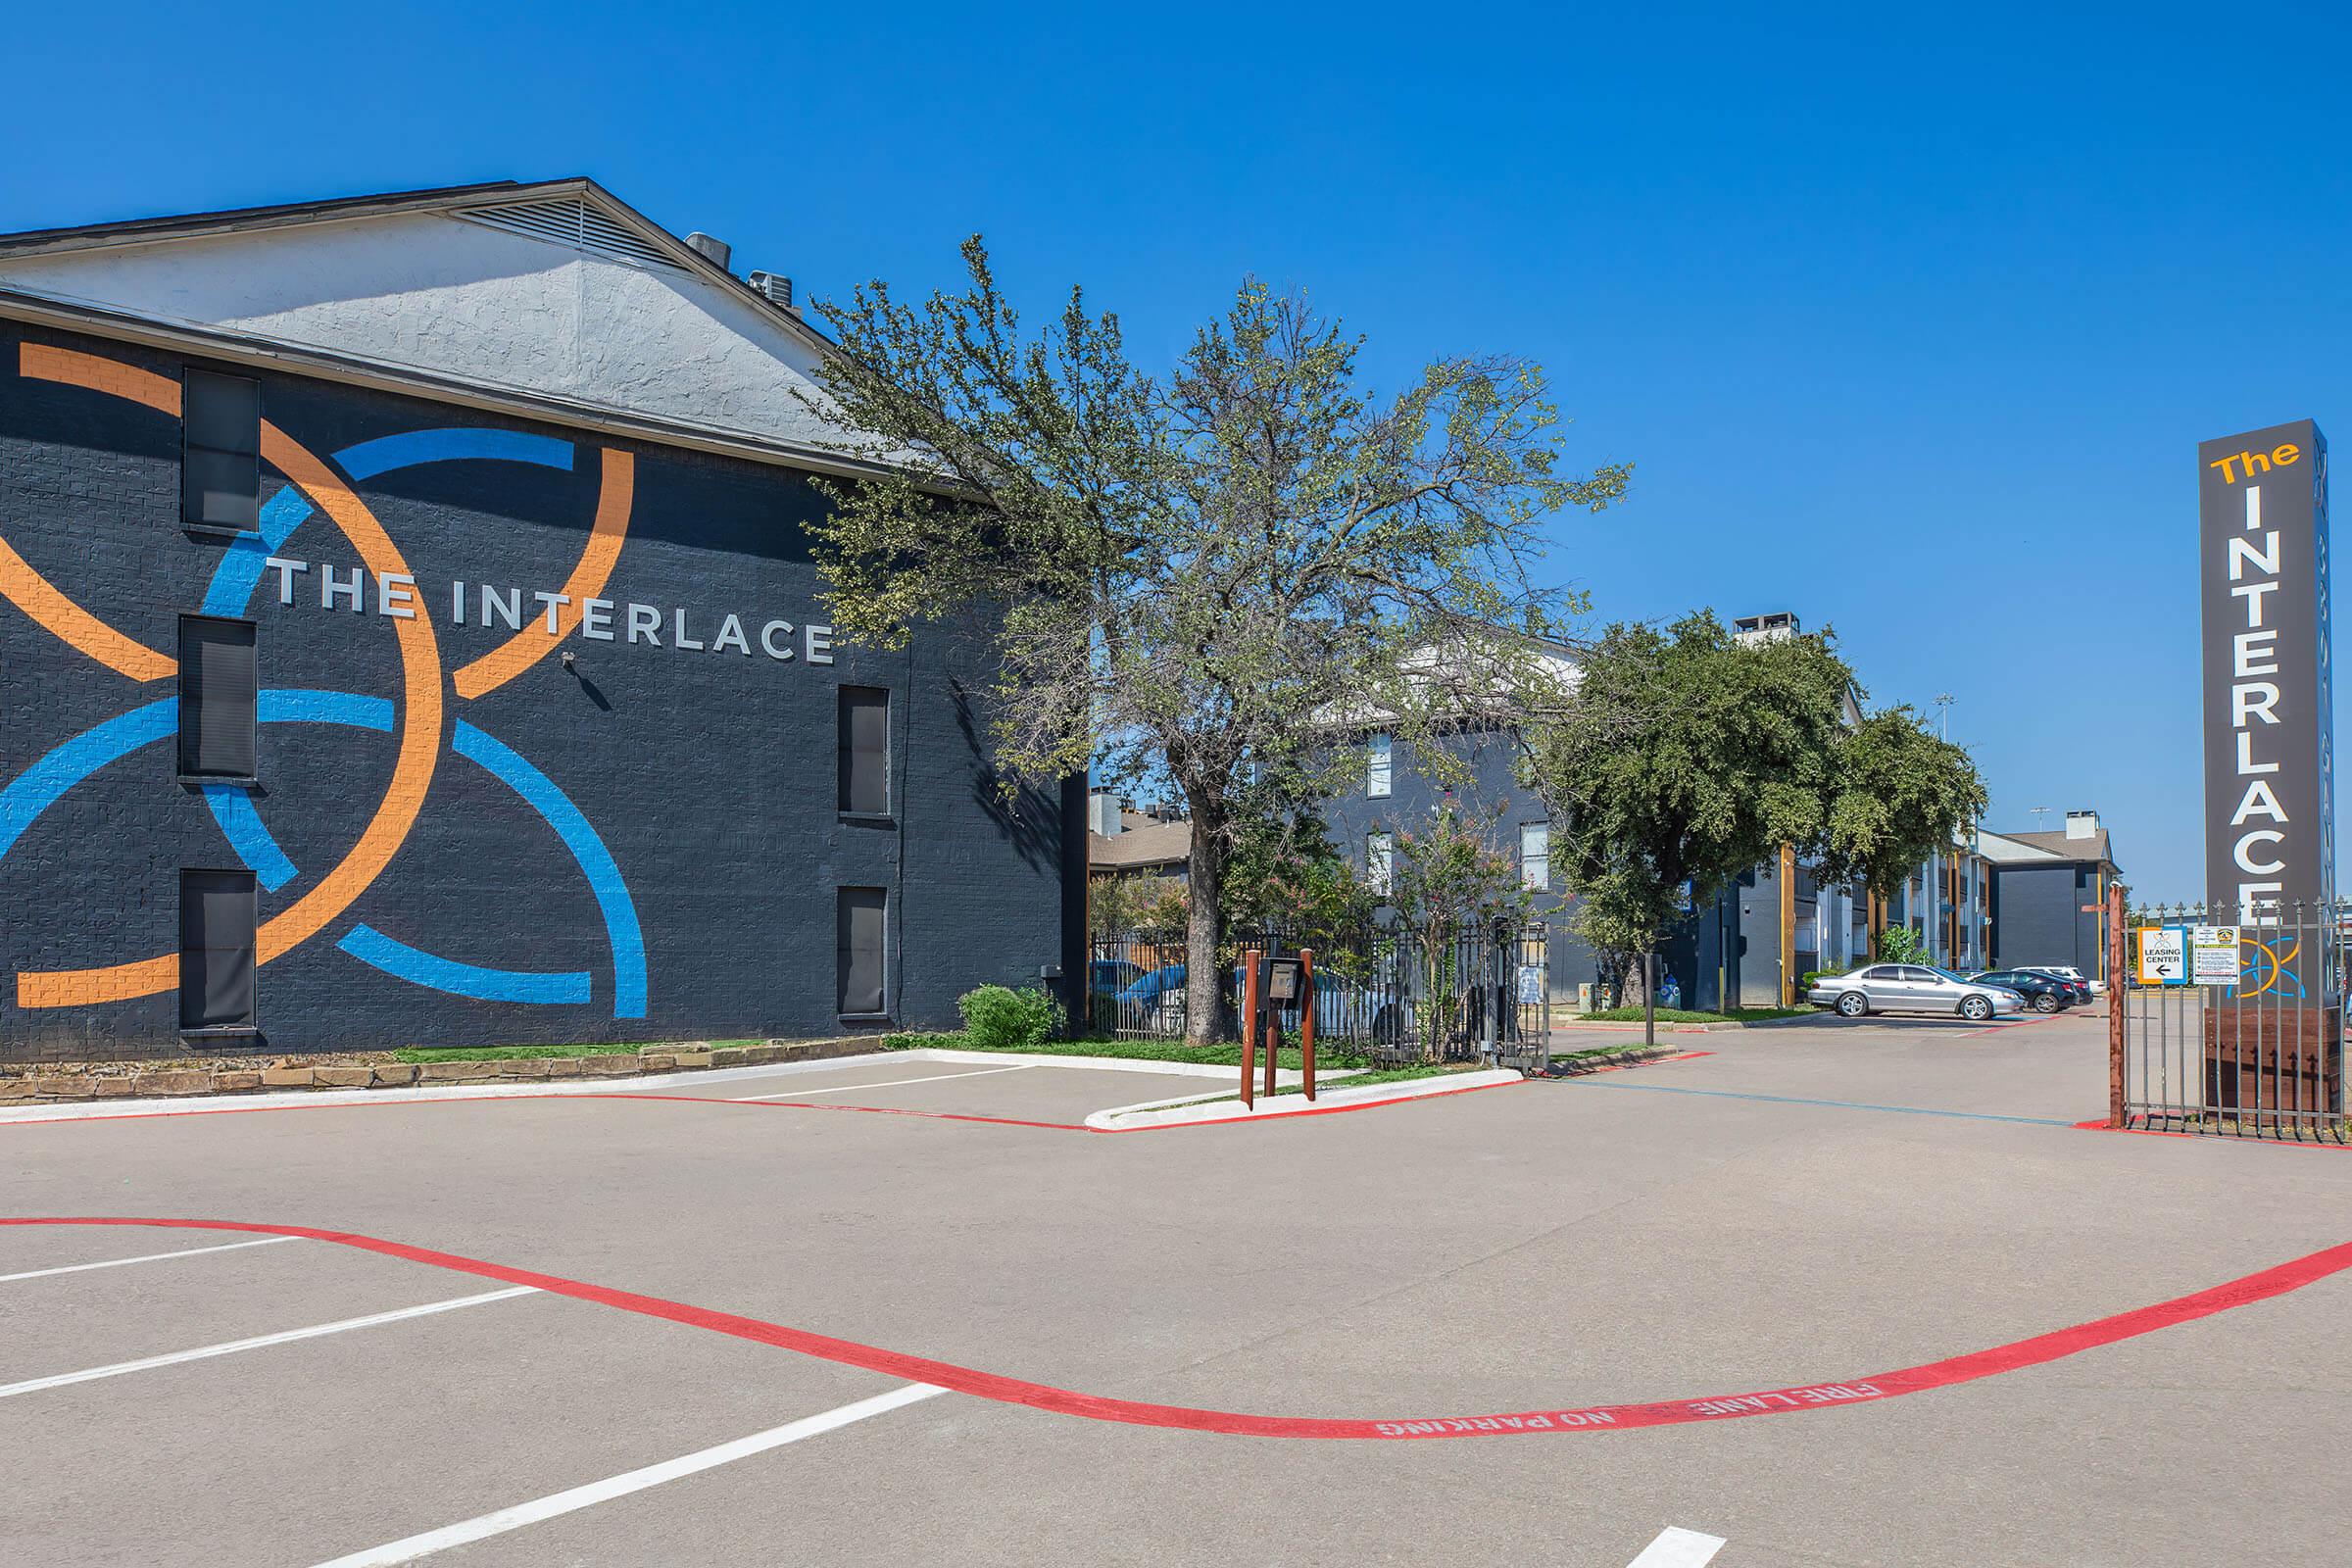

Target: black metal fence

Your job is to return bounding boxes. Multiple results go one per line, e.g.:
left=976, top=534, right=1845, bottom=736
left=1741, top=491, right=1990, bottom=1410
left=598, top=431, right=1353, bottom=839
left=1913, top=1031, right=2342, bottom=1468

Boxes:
left=2117, top=899, right=2347, bottom=1144
left=1087, top=919, right=1550, bottom=1070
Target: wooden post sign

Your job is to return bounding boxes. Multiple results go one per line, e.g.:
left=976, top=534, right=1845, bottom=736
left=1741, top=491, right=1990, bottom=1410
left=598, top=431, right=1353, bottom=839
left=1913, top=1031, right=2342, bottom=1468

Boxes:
left=1299, top=949, right=1316, bottom=1102
left=1240, top=950, right=1261, bottom=1111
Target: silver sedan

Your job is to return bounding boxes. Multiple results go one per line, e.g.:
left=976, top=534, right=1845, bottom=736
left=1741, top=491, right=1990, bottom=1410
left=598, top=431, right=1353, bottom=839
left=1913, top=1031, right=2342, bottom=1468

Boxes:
left=1807, top=963, right=2028, bottom=1022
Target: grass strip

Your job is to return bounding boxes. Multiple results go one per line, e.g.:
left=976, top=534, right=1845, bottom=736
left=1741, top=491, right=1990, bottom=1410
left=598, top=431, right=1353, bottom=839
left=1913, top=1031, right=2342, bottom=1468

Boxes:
left=880, top=1031, right=1380, bottom=1071
left=1186, top=1062, right=1464, bottom=1106
left=1549, top=1040, right=1687, bottom=1064
left=1573, top=1004, right=1813, bottom=1024
left=391, top=1041, right=758, bottom=1063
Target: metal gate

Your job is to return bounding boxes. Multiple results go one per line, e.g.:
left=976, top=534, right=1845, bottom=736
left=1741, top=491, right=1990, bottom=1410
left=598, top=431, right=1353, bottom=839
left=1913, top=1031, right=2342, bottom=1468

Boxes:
left=2114, top=894, right=2347, bottom=1144
left=1491, top=920, right=1552, bottom=1074
left=1087, top=918, right=1549, bottom=1071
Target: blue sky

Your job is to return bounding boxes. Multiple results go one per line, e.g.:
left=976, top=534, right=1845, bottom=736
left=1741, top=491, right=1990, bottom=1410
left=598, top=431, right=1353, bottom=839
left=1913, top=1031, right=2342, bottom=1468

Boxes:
left=7, top=2, right=2346, bottom=901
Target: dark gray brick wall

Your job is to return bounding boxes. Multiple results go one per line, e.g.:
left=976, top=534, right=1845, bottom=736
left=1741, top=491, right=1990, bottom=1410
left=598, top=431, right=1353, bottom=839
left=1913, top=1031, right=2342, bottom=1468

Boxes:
left=1316, top=726, right=1814, bottom=1012
left=1990, top=862, right=2099, bottom=972
left=1316, top=728, right=1610, bottom=1001
left=0, top=321, right=1069, bottom=1061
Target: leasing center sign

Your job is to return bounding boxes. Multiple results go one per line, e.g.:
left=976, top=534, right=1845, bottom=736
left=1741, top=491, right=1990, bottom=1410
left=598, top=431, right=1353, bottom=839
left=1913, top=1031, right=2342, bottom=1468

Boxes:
left=2200, top=419, right=2335, bottom=921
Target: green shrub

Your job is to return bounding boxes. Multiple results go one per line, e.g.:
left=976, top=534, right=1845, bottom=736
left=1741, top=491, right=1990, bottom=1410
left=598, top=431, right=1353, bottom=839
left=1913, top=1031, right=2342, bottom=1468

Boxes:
left=881, top=1030, right=963, bottom=1051
left=1875, top=927, right=1928, bottom=965
left=956, top=985, right=1064, bottom=1050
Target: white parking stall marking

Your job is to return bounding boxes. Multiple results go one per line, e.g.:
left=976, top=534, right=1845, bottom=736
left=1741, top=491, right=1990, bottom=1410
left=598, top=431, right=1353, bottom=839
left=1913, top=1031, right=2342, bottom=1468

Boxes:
left=725, top=1063, right=1034, bottom=1101
left=0, top=1234, right=300, bottom=1283
left=1627, top=1526, right=1728, bottom=1567
left=308, top=1382, right=949, bottom=1566
left=0, top=1286, right=539, bottom=1400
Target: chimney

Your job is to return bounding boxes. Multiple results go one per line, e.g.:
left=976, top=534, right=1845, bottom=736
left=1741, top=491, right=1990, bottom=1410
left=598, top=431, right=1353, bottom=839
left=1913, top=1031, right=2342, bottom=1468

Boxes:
left=2065, top=809, right=2099, bottom=840
left=684, top=231, right=732, bottom=270
left=748, top=270, right=796, bottom=313
left=1087, top=789, right=1123, bottom=838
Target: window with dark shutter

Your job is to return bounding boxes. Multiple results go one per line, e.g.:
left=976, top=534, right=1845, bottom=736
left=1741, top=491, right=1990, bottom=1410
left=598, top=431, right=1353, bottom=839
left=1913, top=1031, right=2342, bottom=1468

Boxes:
left=182, top=368, right=261, bottom=531
left=836, top=887, right=888, bottom=1016
left=179, top=868, right=258, bottom=1032
left=837, top=686, right=890, bottom=816
left=177, top=614, right=257, bottom=781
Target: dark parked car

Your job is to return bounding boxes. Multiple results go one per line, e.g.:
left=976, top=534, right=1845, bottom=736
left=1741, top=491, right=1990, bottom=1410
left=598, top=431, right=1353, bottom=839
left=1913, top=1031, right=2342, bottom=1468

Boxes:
left=1967, top=968, right=2080, bottom=1014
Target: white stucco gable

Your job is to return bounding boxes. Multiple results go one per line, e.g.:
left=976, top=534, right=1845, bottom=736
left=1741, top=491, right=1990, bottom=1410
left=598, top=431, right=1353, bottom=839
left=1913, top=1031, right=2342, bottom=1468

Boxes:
left=0, top=181, right=886, bottom=474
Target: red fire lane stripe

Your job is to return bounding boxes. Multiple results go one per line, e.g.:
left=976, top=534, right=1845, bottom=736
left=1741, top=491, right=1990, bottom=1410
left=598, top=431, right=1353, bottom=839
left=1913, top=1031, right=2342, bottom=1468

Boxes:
left=7, top=1217, right=2346, bottom=1441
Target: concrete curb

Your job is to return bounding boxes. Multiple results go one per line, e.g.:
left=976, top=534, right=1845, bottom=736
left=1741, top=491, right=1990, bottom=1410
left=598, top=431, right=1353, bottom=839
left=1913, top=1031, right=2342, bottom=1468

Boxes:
left=1554, top=1014, right=1820, bottom=1033
left=1541, top=1044, right=1699, bottom=1077
left=897, top=1048, right=1320, bottom=1086
left=0, top=1044, right=1326, bottom=1128
left=1084, top=1069, right=1523, bottom=1130
left=0, top=1043, right=1332, bottom=1119
left=0, top=1037, right=874, bottom=1108
left=0, top=1051, right=932, bottom=1124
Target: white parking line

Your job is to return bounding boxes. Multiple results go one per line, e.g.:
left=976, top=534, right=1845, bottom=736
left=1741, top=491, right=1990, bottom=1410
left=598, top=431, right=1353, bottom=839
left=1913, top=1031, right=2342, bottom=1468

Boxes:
left=0, top=1234, right=300, bottom=1283
left=1627, top=1526, right=1728, bottom=1566
left=0, top=1286, right=538, bottom=1400
left=725, top=1063, right=1034, bottom=1101
left=308, top=1382, right=948, bottom=1566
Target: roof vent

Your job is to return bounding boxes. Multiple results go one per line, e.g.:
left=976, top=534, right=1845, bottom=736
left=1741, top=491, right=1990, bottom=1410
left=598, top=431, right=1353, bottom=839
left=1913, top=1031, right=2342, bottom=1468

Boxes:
left=1733, top=612, right=1800, bottom=646
left=454, top=196, right=681, bottom=270
left=748, top=270, right=795, bottom=312
left=1087, top=790, right=1124, bottom=838
left=684, top=231, right=732, bottom=270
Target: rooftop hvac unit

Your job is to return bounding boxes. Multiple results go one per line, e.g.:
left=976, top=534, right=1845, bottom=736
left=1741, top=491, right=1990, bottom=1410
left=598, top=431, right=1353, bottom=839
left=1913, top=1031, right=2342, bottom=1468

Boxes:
left=748, top=270, right=795, bottom=311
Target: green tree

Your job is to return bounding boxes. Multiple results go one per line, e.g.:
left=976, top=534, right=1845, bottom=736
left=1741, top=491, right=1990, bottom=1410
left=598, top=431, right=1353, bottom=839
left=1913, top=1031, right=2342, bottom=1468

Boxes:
left=1089, top=872, right=1190, bottom=938
left=1385, top=804, right=1537, bottom=1058
left=805, top=242, right=1627, bottom=1043
left=1520, top=613, right=1854, bottom=1042
left=1818, top=707, right=1988, bottom=955
left=1221, top=807, right=1376, bottom=948
left=1873, top=924, right=1929, bottom=965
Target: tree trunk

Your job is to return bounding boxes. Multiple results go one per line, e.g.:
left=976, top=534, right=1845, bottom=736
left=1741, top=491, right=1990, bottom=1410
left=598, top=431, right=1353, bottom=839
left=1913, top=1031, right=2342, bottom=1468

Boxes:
left=1617, top=951, right=1650, bottom=1009
left=1182, top=812, right=1226, bottom=1049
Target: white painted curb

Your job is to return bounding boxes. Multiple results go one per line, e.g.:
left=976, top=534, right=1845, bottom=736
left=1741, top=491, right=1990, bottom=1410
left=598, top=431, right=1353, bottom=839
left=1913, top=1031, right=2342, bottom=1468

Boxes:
left=896, top=1048, right=1318, bottom=1085
left=1085, top=1068, right=1522, bottom=1130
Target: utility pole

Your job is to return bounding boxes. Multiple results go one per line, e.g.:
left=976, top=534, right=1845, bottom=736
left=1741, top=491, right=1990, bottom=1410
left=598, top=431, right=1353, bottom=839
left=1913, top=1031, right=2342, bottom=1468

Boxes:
left=1933, top=692, right=1954, bottom=741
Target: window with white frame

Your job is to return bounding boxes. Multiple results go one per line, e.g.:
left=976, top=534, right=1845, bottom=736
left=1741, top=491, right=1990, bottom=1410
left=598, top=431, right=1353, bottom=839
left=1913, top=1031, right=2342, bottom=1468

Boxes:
left=1518, top=821, right=1549, bottom=891
left=1367, top=830, right=1394, bottom=896
left=1365, top=731, right=1392, bottom=798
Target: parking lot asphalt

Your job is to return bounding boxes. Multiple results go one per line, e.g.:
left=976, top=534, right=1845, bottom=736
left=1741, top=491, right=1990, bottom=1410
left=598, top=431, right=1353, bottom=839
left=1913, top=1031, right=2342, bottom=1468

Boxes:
left=4, top=1013, right=2348, bottom=1566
